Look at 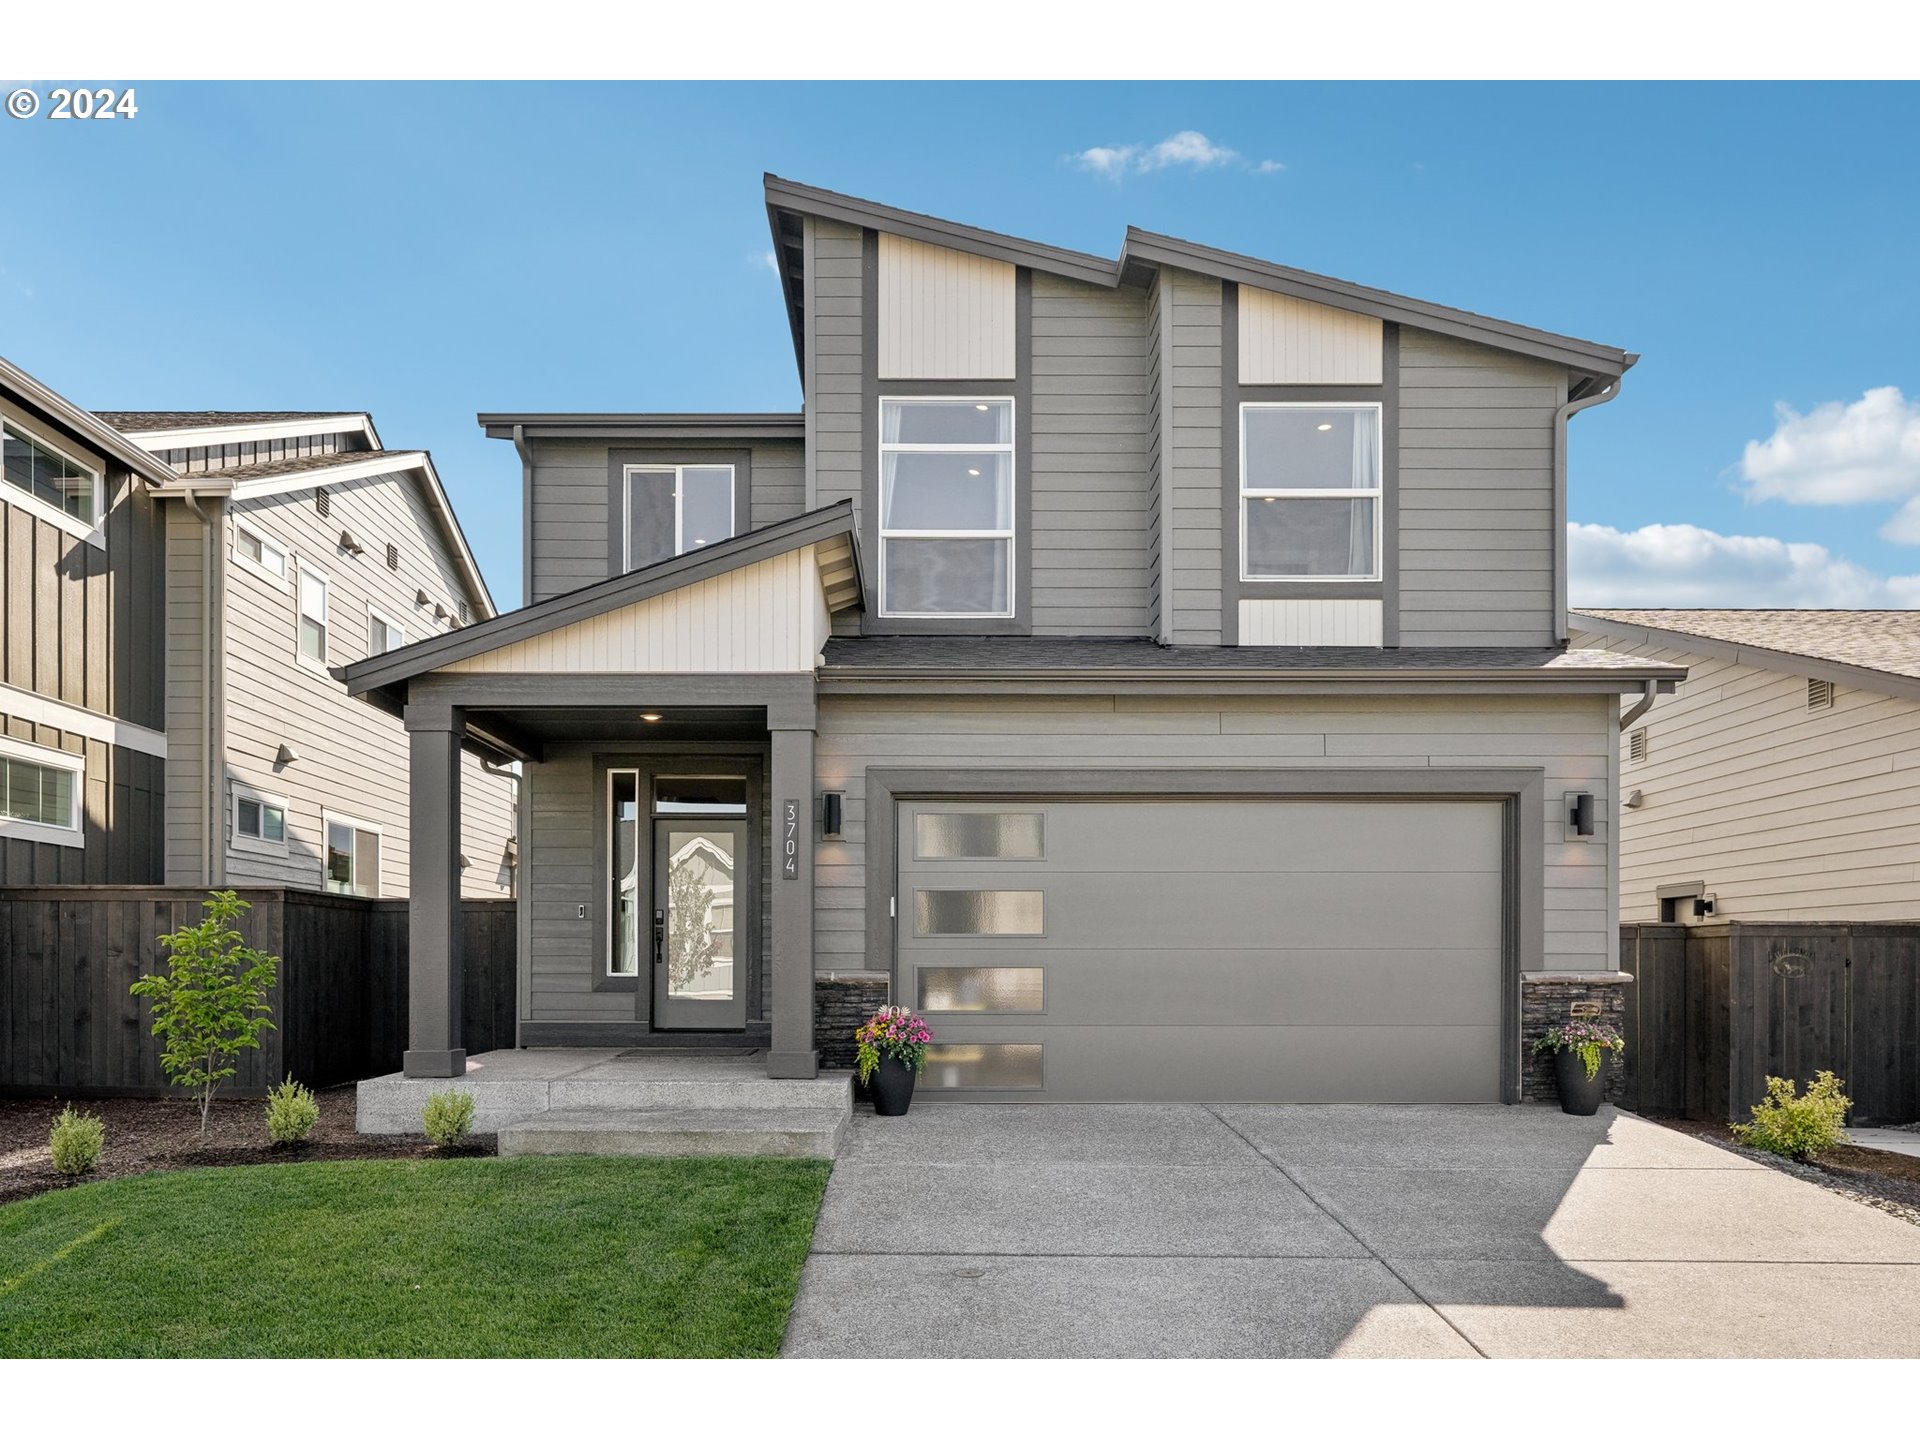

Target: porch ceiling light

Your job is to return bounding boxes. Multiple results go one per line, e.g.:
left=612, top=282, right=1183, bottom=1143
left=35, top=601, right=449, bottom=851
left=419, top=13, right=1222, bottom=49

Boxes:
left=640, top=712, right=663, bottom=722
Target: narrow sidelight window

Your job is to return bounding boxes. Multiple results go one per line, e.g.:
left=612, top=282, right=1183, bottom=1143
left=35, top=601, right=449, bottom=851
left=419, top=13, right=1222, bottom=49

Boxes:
left=297, top=567, right=329, bottom=664
left=879, top=397, right=1015, bottom=617
left=609, top=770, right=640, bottom=975
left=623, top=464, right=735, bottom=570
left=1240, top=402, right=1383, bottom=581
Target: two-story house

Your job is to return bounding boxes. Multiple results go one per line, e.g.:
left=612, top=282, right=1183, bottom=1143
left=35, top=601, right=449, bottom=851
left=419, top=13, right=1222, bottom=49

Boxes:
left=342, top=177, right=1683, bottom=1103
left=0, top=352, right=516, bottom=901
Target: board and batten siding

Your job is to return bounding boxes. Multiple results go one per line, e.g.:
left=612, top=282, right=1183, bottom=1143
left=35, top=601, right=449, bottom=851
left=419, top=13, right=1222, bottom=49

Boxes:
left=1163, top=270, right=1225, bottom=645
left=199, top=469, right=515, bottom=898
left=812, top=692, right=1617, bottom=974
left=1238, top=599, right=1384, bottom=646
left=1576, top=629, right=1920, bottom=923
left=0, top=717, right=164, bottom=884
left=1397, top=329, right=1566, bottom=647
left=1238, top=288, right=1384, bottom=385
left=526, top=438, right=807, bottom=606
left=876, top=233, right=1016, bottom=380
left=1029, top=271, right=1152, bottom=635
left=439, top=545, right=832, bottom=675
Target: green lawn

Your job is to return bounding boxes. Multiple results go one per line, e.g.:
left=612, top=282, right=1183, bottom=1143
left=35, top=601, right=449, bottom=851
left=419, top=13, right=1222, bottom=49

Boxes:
left=0, top=1155, right=830, bottom=1357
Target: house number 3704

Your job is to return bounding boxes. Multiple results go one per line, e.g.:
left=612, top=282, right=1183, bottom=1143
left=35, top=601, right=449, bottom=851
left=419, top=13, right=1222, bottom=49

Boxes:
left=782, top=800, right=799, bottom=880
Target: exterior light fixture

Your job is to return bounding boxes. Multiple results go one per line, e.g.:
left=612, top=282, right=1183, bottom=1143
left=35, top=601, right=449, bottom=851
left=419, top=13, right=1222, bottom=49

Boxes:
left=640, top=712, right=663, bottom=723
left=821, top=790, right=844, bottom=839
left=1565, top=791, right=1595, bottom=839
left=458, top=854, right=473, bottom=870
left=1623, top=789, right=1645, bottom=810
left=416, top=588, right=430, bottom=606
left=275, top=743, right=299, bottom=766
left=1693, top=895, right=1716, bottom=918
left=338, top=528, right=365, bottom=555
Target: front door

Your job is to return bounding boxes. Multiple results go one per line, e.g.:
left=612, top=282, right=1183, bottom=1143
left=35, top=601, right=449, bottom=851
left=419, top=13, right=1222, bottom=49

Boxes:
left=652, top=817, right=749, bottom=1030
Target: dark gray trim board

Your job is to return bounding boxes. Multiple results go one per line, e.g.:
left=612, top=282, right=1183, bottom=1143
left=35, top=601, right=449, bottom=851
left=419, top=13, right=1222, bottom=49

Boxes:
left=605, top=445, right=755, bottom=581
left=338, top=501, right=861, bottom=704
left=859, top=237, right=1034, bottom=636
left=862, top=765, right=1543, bottom=1105
left=411, top=672, right=819, bottom=729
left=482, top=413, right=805, bottom=442
left=1569, top=609, right=1920, bottom=704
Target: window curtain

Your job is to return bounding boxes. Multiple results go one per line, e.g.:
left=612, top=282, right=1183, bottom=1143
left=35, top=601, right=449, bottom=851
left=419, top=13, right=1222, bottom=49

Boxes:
left=1348, top=414, right=1379, bottom=573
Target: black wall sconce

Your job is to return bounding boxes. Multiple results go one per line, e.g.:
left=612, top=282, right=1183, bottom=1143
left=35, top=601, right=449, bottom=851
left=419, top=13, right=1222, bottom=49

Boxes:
left=1693, top=895, right=1716, bottom=918
left=1565, top=791, right=1595, bottom=839
left=820, top=790, right=844, bottom=840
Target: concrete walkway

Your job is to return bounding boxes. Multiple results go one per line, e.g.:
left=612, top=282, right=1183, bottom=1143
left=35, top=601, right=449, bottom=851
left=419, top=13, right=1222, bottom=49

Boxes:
left=1848, top=1127, right=1920, bottom=1159
left=781, top=1104, right=1920, bottom=1358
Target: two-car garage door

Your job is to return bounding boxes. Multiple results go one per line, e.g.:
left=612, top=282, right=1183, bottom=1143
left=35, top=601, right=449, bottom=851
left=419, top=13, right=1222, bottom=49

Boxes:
left=896, top=799, right=1506, bottom=1102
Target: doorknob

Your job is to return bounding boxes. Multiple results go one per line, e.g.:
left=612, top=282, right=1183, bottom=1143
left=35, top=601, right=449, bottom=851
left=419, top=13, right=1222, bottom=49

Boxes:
left=652, top=909, right=665, bottom=966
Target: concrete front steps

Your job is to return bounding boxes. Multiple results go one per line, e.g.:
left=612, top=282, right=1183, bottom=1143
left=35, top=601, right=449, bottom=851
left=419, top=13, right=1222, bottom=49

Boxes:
left=497, top=1106, right=847, bottom=1159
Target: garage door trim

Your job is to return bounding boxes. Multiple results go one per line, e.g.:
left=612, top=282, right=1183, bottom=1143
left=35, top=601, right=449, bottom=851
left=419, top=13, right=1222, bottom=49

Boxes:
left=864, top=766, right=1545, bottom=1104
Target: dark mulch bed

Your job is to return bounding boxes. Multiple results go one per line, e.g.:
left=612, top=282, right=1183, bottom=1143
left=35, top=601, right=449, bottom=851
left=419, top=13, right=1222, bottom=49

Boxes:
left=0, top=1089, right=492, bottom=1206
left=1649, top=1114, right=1920, bottom=1219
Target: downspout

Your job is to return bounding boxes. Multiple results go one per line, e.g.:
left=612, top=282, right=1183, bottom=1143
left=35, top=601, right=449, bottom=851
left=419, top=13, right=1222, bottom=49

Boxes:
left=513, top=423, right=534, bottom=607
left=179, top=488, right=221, bottom=885
left=1619, top=678, right=1658, bottom=732
left=1552, top=376, right=1623, bottom=645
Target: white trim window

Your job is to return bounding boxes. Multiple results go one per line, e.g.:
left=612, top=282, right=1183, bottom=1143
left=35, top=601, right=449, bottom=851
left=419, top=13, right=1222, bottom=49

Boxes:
left=296, top=564, right=330, bottom=666
left=322, top=811, right=382, bottom=897
left=367, top=606, right=405, bottom=657
left=231, top=781, right=289, bottom=855
left=2, top=420, right=104, bottom=544
left=622, top=464, right=735, bottom=571
left=232, top=520, right=288, bottom=583
left=1240, top=402, right=1383, bottom=582
left=0, top=733, right=85, bottom=849
left=878, top=396, right=1015, bottom=618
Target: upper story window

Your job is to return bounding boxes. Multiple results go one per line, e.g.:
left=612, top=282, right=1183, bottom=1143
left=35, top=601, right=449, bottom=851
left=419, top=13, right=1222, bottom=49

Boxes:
left=1240, top=402, right=1382, bottom=582
left=233, top=521, right=287, bottom=581
left=878, top=397, right=1014, bottom=617
left=297, top=566, right=330, bottom=666
left=623, top=464, right=734, bottom=570
left=2, top=420, right=102, bottom=532
left=367, top=607, right=405, bottom=656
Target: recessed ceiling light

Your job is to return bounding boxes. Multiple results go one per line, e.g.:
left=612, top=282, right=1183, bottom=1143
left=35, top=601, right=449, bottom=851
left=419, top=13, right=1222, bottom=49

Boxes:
left=640, top=712, right=662, bottom=722
left=1316, top=423, right=1333, bottom=431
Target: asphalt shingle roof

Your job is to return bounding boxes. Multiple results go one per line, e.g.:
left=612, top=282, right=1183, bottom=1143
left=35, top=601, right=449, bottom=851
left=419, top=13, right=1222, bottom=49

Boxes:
left=95, top=411, right=354, bottom=432
left=1572, top=609, right=1920, bottom=682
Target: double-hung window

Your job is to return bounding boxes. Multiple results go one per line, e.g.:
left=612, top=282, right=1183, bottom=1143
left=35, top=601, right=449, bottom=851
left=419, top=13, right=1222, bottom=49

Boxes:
left=2, top=420, right=102, bottom=535
left=1240, top=402, right=1383, bottom=581
left=323, top=812, right=382, bottom=896
left=296, top=566, right=329, bottom=665
left=622, top=464, right=735, bottom=570
left=0, top=734, right=84, bottom=847
left=878, top=397, right=1015, bottom=617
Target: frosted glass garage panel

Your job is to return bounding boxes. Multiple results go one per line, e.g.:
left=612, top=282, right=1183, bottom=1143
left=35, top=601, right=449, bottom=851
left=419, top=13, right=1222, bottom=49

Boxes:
left=913, top=889, right=1043, bottom=936
left=918, top=967, right=1044, bottom=1013
left=913, top=811, right=1044, bottom=860
left=925, top=1043, right=1044, bottom=1090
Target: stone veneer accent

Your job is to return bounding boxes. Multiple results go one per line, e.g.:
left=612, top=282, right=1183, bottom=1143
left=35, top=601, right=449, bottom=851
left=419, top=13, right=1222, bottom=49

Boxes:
left=1522, top=973, right=1631, bottom=1103
left=815, top=974, right=891, bottom=1071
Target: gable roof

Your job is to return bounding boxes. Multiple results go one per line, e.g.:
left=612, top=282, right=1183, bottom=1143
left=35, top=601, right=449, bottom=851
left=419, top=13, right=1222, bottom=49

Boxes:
left=764, top=174, right=1634, bottom=384
left=98, top=411, right=383, bottom=451
left=1570, top=608, right=1920, bottom=697
left=338, top=500, right=863, bottom=711
left=0, top=353, right=184, bottom=490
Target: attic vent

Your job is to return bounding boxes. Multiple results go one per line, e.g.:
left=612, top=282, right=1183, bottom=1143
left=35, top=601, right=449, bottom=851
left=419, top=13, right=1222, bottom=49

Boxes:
left=1807, top=677, right=1835, bottom=711
left=459, top=600, right=470, bottom=624
left=315, top=488, right=331, bottom=518
left=1628, top=727, right=1649, bottom=765
left=385, top=541, right=399, bottom=571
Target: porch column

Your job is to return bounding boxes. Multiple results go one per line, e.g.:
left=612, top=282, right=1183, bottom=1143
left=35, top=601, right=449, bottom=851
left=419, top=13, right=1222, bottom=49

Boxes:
left=767, top=717, right=818, bottom=1079
left=404, top=702, right=466, bottom=1078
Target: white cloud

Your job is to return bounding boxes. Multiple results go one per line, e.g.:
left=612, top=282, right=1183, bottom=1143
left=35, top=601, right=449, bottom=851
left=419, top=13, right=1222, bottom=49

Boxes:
left=1568, top=521, right=1920, bottom=608
left=1070, top=130, right=1281, bottom=180
left=1738, top=386, right=1920, bottom=507
left=753, top=249, right=779, bottom=275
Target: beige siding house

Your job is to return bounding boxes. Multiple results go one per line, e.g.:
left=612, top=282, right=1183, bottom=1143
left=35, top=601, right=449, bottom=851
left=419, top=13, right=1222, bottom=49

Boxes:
left=1571, top=609, right=1920, bottom=923
left=100, top=410, right=517, bottom=899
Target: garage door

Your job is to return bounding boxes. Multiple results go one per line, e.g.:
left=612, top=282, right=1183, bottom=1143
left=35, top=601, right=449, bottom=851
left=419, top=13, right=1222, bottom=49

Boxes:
left=896, top=799, right=1505, bottom=1102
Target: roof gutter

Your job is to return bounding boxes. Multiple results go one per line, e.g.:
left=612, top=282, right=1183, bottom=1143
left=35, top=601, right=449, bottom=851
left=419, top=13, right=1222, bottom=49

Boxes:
left=1552, top=377, right=1624, bottom=645
left=1619, top=678, right=1659, bottom=731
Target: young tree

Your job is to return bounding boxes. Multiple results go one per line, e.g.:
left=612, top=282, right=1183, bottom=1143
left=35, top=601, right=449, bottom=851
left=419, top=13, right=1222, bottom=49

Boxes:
left=130, top=891, right=280, bottom=1133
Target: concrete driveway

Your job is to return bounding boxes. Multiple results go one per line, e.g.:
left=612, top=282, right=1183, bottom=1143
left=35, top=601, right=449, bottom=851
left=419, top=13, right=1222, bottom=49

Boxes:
left=781, top=1104, right=1920, bottom=1358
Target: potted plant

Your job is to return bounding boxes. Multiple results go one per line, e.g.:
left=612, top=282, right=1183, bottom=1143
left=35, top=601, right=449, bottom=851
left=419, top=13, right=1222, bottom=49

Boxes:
left=855, top=1005, right=934, bottom=1117
left=1532, top=1020, right=1625, bottom=1115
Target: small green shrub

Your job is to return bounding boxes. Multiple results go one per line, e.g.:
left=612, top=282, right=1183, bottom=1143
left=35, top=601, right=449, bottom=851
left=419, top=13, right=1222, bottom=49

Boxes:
left=49, top=1104, right=105, bottom=1176
left=265, top=1075, right=320, bottom=1145
left=1733, top=1071, right=1852, bottom=1161
left=422, top=1090, right=476, bottom=1147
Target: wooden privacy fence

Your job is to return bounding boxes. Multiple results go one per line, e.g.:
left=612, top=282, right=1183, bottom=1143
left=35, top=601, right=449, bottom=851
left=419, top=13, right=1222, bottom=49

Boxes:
left=1620, top=922, right=1920, bottom=1124
left=1, top=887, right=515, bottom=1098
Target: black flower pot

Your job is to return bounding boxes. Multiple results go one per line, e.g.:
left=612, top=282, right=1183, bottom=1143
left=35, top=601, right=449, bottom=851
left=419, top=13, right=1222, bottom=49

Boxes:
left=870, top=1055, right=917, bottom=1116
left=1554, top=1046, right=1606, bottom=1116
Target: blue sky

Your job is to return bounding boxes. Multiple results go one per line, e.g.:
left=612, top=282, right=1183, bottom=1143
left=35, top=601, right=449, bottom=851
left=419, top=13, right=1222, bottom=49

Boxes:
left=4, top=80, right=1919, bottom=610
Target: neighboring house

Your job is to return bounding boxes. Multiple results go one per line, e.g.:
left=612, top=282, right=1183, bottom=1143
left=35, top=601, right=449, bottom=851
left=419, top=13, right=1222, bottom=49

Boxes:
left=1571, top=608, right=1920, bottom=923
left=342, top=176, right=1682, bottom=1102
left=0, top=351, right=515, bottom=901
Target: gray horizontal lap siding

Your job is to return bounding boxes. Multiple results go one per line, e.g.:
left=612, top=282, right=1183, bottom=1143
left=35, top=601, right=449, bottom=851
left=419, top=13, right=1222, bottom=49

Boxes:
left=1397, top=330, right=1566, bottom=646
left=1029, top=273, right=1152, bottom=635
left=1165, top=271, right=1225, bottom=645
